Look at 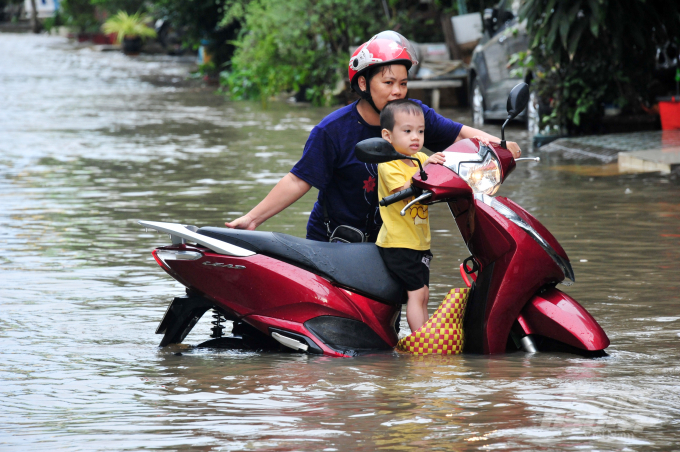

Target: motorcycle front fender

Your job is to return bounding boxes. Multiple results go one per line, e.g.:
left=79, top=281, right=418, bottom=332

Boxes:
left=517, top=288, right=610, bottom=351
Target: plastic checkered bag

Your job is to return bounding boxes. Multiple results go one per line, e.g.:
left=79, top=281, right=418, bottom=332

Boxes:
left=396, top=287, right=469, bottom=355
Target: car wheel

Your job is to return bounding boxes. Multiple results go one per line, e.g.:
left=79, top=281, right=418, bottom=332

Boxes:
left=471, top=79, right=485, bottom=127
left=527, top=89, right=540, bottom=136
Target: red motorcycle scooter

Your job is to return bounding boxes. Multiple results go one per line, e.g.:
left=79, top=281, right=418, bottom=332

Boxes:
left=140, top=83, right=609, bottom=357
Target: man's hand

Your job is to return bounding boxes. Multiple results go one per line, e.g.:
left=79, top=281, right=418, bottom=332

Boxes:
left=225, top=213, right=257, bottom=230
left=474, top=135, right=522, bottom=159
left=506, top=141, right=522, bottom=159
left=223, top=172, right=312, bottom=231
left=424, top=152, right=445, bottom=166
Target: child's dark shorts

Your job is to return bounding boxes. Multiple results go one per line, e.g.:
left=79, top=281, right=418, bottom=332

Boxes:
left=378, top=247, right=433, bottom=292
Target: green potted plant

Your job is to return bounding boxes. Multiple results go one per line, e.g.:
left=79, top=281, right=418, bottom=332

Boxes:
left=102, top=11, right=157, bottom=55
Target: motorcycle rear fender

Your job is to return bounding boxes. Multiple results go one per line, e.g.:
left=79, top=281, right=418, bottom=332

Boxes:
left=156, top=294, right=216, bottom=346
left=517, top=288, right=609, bottom=351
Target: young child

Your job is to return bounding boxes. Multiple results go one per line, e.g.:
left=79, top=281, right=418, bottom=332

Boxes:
left=376, top=99, right=446, bottom=332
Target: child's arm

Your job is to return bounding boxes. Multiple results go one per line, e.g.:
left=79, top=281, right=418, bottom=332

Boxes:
left=381, top=164, right=411, bottom=193
left=392, top=180, right=411, bottom=192
left=420, top=136, right=500, bottom=171
left=388, top=153, right=446, bottom=193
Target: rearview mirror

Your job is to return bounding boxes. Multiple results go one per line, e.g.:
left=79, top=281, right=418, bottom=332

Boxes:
left=506, top=82, right=530, bottom=120
left=354, top=138, right=404, bottom=163
left=500, top=82, right=530, bottom=147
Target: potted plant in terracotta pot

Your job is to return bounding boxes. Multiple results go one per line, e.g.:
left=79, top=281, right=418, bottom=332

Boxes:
left=102, top=11, right=157, bottom=55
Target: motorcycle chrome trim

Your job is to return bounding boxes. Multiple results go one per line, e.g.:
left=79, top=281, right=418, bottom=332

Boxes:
left=475, top=192, right=495, bottom=206
left=487, top=198, right=575, bottom=284
left=515, top=157, right=541, bottom=163
left=202, top=261, right=246, bottom=269
left=520, top=335, right=538, bottom=353
left=156, top=250, right=203, bottom=261
left=139, top=220, right=256, bottom=257
left=400, top=192, right=432, bottom=216
left=271, top=332, right=309, bottom=351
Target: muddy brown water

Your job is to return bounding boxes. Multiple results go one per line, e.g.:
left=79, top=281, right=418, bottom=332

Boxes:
left=1, top=34, right=680, bottom=451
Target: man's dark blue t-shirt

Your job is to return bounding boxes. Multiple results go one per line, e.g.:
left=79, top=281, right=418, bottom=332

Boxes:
left=291, top=99, right=463, bottom=242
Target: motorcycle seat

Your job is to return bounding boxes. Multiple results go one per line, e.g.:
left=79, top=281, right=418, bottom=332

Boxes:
left=198, top=227, right=407, bottom=305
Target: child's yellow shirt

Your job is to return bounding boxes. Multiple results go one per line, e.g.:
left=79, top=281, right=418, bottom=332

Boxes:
left=375, top=152, right=430, bottom=250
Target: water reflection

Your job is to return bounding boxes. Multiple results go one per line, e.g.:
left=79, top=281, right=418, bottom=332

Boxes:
left=1, top=33, right=680, bottom=450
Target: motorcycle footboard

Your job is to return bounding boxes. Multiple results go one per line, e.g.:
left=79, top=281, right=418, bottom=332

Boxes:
left=156, top=295, right=216, bottom=347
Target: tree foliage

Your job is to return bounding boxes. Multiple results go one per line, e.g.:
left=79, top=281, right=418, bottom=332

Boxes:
left=222, top=0, right=485, bottom=106
left=519, top=0, right=680, bottom=133
left=59, top=0, right=146, bottom=33
left=222, top=0, right=385, bottom=106
left=90, top=0, right=146, bottom=15
left=151, top=0, right=241, bottom=72
left=60, top=0, right=99, bottom=32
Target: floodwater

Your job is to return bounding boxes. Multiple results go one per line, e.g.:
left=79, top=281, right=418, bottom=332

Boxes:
left=1, top=33, right=679, bottom=451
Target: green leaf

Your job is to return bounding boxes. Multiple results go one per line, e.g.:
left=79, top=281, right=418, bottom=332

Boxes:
left=585, top=0, right=600, bottom=37
left=560, top=1, right=581, bottom=49
left=546, top=0, right=558, bottom=16
left=545, top=13, right=560, bottom=51
left=567, top=18, right=588, bottom=59
left=589, top=14, right=599, bottom=37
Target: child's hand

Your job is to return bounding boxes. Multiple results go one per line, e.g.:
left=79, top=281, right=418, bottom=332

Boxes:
left=424, top=152, right=446, bottom=167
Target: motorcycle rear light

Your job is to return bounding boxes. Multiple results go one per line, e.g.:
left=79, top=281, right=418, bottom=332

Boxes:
left=152, top=250, right=169, bottom=271
left=152, top=249, right=203, bottom=270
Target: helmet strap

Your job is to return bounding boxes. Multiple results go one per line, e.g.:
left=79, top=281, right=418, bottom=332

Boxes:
left=358, top=85, right=381, bottom=115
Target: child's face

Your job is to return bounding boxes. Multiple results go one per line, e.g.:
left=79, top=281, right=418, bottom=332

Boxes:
left=382, top=111, right=425, bottom=156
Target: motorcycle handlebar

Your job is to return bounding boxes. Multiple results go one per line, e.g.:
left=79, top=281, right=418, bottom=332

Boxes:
left=379, top=186, right=422, bottom=207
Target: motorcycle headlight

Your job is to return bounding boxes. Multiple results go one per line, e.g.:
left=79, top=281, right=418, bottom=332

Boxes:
left=458, top=153, right=501, bottom=196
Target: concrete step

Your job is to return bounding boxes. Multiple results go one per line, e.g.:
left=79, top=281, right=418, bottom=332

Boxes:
left=539, top=130, right=680, bottom=174
left=618, top=146, right=680, bottom=174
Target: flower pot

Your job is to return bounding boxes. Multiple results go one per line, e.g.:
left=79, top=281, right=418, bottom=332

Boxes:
left=92, top=33, right=116, bottom=45
left=122, top=36, right=142, bottom=56
left=658, top=97, right=680, bottom=130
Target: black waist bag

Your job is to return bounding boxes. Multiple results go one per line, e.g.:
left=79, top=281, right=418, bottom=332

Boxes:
left=322, top=195, right=376, bottom=244
left=328, top=224, right=367, bottom=243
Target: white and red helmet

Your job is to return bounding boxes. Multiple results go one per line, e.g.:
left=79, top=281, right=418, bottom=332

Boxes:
left=348, top=31, right=418, bottom=93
